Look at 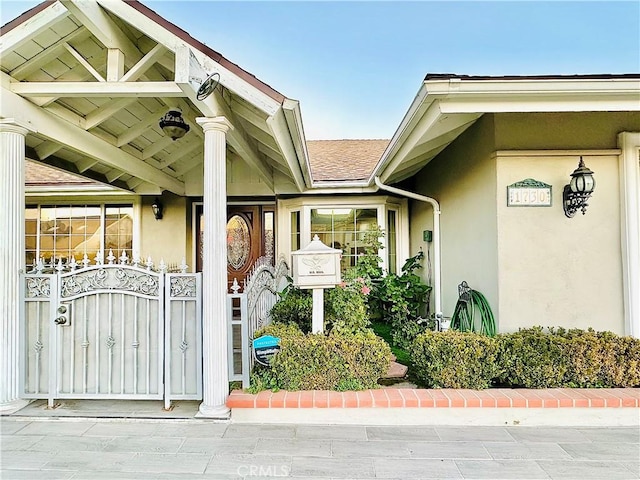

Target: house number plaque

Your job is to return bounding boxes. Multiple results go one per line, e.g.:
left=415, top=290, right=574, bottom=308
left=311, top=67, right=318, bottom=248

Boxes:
left=507, top=179, right=552, bottom=207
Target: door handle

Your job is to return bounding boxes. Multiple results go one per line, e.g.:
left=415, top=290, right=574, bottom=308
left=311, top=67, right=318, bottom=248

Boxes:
left=55, top=304, right=70, bottom=326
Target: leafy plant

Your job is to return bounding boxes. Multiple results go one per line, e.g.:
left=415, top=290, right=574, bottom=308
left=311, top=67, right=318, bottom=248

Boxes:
left=268, top=284, right=313, bottom=333
left=325, top=275, right=371, bottom=333
left=375, top=252, right=431, bottom=349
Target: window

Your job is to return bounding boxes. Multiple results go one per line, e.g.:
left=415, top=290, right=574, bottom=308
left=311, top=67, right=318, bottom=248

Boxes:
left=290, top=211, right=301, bottom=251
left=387, top=209, right=397, bottom=274
left=310, top=208, right=377, bottom=270
left=280, top=196, right=407, bottom=274
left=25, top=204, right=134, bottom=267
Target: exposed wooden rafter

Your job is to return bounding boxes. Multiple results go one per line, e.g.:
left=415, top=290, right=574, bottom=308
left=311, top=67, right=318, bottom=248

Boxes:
left=11, top=81, right=184, bottom=97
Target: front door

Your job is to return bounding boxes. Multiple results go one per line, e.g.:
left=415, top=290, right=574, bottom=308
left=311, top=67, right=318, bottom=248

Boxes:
left=195, top=204, right=275, bottom=290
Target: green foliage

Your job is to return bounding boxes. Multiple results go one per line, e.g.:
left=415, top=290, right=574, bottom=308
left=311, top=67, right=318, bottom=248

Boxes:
left=411, top=330, right=500, bottom=389
left=451, top=287, right=497, bottom=337
left=374, top=252, right=431, bottom=349
left=410, top=327, right=640, bottom=390
left=249, top=323, right=391, bottom=392
left=496, top=327, right=567, bottom=388
left=325, top=276, right=371, bottom=333
left=268, top=284, right=313, bottom=333
left=351, top=225, right=384, bottom=280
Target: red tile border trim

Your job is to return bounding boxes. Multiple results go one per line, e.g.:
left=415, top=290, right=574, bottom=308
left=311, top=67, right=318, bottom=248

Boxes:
left=227, top=388, right=640, bottom=409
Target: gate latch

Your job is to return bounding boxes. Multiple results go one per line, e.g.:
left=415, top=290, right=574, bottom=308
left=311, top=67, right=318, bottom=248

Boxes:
left=55, top=304, right=70, bottom=326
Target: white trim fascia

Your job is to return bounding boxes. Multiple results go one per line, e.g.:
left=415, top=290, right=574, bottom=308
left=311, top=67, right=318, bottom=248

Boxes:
left=282, top=99, right=312, bottom=188
left=494, top=149, right=622, bottom=157
left=267, top=108, right=307, bottom=191
left=618, top=132, right=640, bottom=338
left=369, top=83, right=432, bottom=183
left=373, top=77, right=640, bottom=186
left=301, top=186, right=379, bottom=194
left=0, top=2, right=70, bottom=55
left=96, top=0, right=282, bottom=116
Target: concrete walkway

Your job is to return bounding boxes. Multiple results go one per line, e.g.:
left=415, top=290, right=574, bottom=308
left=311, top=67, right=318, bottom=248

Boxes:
left=1, top=416, right=639, bottom=479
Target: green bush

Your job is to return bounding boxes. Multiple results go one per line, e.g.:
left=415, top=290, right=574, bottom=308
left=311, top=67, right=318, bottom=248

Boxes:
left=250, top=323, right=391, bottom=392
left=554, top=328, right=640, bottom=388
left=325, top=277, right=370, bottom=333
left=411, top=327, right=640, bottom=390
left=410, top=330, right=500, bottom=389
left=268, top=285, right=313, bottom=333
left=496, top=327, right=568, bottom=388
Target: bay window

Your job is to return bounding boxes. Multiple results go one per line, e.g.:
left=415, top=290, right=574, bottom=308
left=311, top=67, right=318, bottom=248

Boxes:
left=277, top=196, right=408, bottom=274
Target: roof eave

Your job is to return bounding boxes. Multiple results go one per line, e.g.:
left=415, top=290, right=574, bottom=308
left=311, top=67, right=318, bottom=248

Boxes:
left=372, top=76, right=640, bottom=186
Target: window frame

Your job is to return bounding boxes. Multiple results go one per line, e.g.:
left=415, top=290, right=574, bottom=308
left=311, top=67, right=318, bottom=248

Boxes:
left=277, top=195, right=408, bottom=274
left=25, top=198, right=140, bottom=268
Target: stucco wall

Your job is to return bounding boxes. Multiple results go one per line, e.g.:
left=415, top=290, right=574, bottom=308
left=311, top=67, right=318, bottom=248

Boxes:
left=410, top=115, right=499, bottom=321
left=409, top=111, right=639, bottom=334
left=496, top=153, right=624, bottom=334
left=140, top=194, right=188, bottom=266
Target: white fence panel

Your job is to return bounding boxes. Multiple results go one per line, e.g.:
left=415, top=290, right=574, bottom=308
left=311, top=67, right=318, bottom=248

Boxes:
left=165, top=273, right=202, bottom=409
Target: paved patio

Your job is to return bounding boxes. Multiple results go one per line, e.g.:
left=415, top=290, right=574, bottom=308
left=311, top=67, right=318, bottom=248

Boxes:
left=1, top=416, right=639, bottom=479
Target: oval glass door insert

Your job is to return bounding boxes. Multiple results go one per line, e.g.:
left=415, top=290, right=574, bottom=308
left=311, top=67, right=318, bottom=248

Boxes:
left=227, top=214, right=250, bottom=269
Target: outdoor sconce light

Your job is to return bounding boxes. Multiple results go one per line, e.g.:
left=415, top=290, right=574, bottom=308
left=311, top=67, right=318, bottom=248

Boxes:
left=563, top=157, right=595, bottom=218
left=151, top=197, right=163, bottom=220
left=159, top=109, right=190, bottom=140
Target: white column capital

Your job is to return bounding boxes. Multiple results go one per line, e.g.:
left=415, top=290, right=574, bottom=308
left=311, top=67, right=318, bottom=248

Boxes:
left=196, top=116, right=233, bottom=134
left=0, top=118, right=31, bottom=136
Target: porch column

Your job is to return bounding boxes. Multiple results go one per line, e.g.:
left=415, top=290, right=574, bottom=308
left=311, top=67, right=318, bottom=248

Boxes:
left=0, top=119, right=30, bottom=414
left=196, top=116, right=233, bottom=417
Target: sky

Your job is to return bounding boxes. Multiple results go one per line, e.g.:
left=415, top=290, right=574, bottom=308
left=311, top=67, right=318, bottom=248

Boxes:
left=2, top=1, right=639, bottom=140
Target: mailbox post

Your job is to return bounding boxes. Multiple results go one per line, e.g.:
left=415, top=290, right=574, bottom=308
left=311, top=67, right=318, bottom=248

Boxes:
left=291, top=235, right=342, bottom=333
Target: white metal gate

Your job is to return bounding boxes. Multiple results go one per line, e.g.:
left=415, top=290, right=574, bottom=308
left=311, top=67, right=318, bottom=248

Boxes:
left=21, top=253, right=202, bottom=409
left=227, top=256, right=289, bottom=388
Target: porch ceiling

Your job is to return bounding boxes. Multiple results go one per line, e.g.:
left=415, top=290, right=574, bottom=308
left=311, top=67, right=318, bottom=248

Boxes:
left=1, top=0, right=312, bottom=195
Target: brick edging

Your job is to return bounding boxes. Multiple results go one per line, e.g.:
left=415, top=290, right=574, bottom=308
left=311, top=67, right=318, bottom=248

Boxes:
left=227, top=388, right=640, bottom=409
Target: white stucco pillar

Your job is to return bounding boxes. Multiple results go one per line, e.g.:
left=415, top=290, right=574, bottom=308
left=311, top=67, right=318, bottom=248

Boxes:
left=196, top=116, right=233, bottom=417
left=0, top=119, right=30, bottom=414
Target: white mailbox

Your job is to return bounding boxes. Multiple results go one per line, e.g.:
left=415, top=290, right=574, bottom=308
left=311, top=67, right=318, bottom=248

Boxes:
left=291, top=235, right=342, bottom=289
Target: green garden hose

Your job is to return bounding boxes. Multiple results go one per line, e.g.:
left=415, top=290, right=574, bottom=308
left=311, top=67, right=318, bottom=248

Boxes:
left=450, top=281, right=496, bottom=337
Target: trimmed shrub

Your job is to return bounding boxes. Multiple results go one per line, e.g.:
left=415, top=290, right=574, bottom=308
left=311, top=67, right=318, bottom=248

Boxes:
left=250, top=323, right=391, bottom=392
left=496, top=327, right=568, bottom=388
left=410, top=330, right=500, bottom=389
left=268, top=286, right=313, bottom=333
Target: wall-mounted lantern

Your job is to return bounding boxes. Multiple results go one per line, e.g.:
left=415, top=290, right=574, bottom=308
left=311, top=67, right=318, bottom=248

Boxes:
left=159, top=109, right=190, bottom=140
left=563, top=157, right=595, bottom=218
left=151, top=197, right=164, bottom=220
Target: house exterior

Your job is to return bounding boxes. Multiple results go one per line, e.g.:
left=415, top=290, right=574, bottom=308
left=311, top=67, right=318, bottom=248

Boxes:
left=1, top=0, right=639, bottom=416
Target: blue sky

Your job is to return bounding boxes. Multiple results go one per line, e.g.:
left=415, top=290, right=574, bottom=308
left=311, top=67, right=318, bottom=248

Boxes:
left=2, top=1, right=639, bottom=139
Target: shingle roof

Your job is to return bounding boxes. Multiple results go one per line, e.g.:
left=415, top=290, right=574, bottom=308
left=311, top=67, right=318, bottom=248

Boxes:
left=26, top=160, right=104, bottom=187
left=307, top=139, right=389, bottom=182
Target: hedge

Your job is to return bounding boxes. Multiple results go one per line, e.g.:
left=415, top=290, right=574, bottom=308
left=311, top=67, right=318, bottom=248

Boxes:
left=411, top=327, right=640, bottom=389
left=250, top=323, right=391, bottom=392
left=410, top=330, right=500, bottom=389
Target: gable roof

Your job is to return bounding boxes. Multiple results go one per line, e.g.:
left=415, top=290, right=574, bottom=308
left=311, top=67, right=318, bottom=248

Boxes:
left=374, top=73, right=640, bottom=185
left=1, top=0, right=311, bottom=195
left=307, top=139, right=389, bottom=183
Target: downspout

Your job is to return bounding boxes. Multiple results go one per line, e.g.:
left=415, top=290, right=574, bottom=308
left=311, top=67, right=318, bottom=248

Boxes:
left=374, top=177, right=443, bottom=325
